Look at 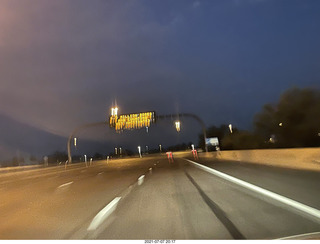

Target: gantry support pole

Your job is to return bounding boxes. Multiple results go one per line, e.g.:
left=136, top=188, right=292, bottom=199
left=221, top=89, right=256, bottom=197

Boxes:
left=67, top=122, right=108, bottom=164
left=156, top=113, right=208, bottom=152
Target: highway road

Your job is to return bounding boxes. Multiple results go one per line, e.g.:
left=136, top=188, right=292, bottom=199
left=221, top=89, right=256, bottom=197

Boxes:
left=0, top=153, right=319, bottom=240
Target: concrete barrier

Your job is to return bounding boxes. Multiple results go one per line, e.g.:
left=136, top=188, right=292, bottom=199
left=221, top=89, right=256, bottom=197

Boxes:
left=201, top=148, right=320, bottom=172
left=0, top=164, right=42, bottom=173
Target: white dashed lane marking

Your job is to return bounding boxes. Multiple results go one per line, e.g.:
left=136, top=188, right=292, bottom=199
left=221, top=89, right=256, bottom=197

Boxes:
left=57, top=181, right=73, bottom=189
left=87, top=197, right=121, bottom=231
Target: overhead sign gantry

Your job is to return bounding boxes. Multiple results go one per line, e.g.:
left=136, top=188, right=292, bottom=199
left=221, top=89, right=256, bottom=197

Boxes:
left=67, top=107, right=207, bottom=164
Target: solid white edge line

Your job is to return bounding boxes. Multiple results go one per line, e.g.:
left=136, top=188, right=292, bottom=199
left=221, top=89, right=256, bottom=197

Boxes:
left=185, top=159, right=320, bottom=222
left=276, top=231, right=320, bottom=240
left=87, top=197, right=121, bottom=231
left=57, top=181, right=73, bottom=188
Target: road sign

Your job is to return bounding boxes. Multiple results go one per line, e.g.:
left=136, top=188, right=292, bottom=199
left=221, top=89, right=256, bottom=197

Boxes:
left=205, top=137, right=219, bottom=146
left=109, top=111, right=156, bottom=131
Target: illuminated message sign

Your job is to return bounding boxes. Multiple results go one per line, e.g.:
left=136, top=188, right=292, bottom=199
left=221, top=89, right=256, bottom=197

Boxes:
left=109, top=111, right=156, bottom=131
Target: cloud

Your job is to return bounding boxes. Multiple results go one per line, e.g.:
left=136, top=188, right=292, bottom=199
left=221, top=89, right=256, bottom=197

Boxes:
left=0, top=0, right=183, bottom=139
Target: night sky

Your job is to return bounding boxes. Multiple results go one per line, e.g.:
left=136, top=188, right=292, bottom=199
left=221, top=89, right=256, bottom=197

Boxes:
left=0, top=0, right=320, bottom=160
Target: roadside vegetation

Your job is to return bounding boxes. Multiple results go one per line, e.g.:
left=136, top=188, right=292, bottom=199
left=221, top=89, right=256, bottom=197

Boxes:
left=199, top=87, right=320, bottom=150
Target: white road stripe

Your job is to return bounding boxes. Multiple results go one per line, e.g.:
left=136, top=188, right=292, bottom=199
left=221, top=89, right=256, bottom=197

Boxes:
left=98, top=172, right=104, bottom=175
left=138, top=175, right=145, bottom=185
left=185, top=159, right=320, bottom=222
left=277, top=231, right=320, bottom=240
left=57, top=181, right=73, bottom=188
left=87, top=197, right=121, bottom=231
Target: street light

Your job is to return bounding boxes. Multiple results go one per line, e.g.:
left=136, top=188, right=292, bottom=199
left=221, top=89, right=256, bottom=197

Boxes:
left=229, top=124, right=233, bottom=133
left=175, top=121, right=181, bottom=132
left=111, top=107, right=118, bottom=116
left=84, top=154, right=88, bottom=167
left=74, top=137, right=77, bottom=147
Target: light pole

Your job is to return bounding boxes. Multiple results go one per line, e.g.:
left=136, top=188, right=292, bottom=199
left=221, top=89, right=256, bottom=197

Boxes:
left=138, top=146, right=142, bottom=158
left=159, top=144, right=162, bottom=153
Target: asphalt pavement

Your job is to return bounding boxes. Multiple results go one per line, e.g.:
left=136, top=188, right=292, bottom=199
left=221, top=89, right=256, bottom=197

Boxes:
left=0, top=154, right=319, bottom=240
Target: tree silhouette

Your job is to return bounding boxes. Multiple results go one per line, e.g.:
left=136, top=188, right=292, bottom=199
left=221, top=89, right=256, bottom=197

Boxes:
left=254, top=87, right=320, bottom=147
